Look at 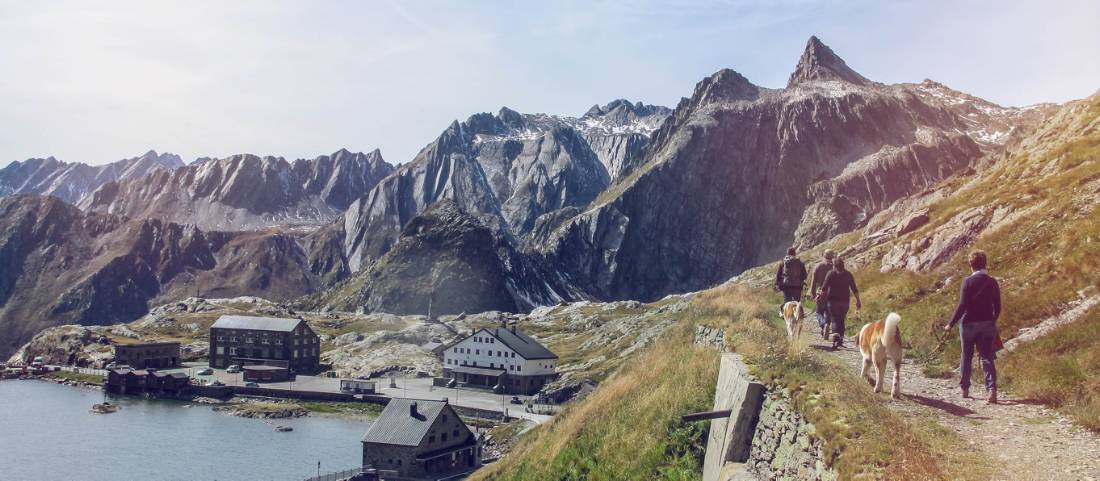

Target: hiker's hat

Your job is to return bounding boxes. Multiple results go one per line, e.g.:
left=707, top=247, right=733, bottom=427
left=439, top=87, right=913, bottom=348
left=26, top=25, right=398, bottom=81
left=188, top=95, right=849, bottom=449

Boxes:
left=824, top=249, right=836, bottom=260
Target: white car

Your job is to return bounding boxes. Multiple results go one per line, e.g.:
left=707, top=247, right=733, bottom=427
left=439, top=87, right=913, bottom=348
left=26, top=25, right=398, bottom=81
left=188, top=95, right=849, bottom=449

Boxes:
left=226, top=365, right=241, bottom=374
left=196, top=368, right=214, bottom=376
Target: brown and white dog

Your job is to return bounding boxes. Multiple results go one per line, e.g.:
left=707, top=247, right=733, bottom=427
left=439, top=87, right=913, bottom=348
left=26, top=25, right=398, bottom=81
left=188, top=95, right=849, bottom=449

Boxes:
left=856, top=313, right=904, bottom=398
left=782, top=301, right=806, bottom=342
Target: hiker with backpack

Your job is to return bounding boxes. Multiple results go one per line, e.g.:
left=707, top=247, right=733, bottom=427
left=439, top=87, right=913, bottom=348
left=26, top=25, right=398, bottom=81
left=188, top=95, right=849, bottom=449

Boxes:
left=809, top=249, right=836, bottom=340
left=775, top=247, right=807, bottom=305
left=943, top=250, right=1002, bottom=404
left=819, top=257, right=861, bottom=350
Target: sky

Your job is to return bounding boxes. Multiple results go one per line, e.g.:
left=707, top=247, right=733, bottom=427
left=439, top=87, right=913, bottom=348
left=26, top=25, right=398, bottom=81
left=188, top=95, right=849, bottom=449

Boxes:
left=2, top=0, right=1099, bottom=167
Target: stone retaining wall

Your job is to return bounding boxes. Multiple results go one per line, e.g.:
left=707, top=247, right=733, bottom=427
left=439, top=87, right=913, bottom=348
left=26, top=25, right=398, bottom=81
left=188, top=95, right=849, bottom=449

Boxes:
left=744, top=389, right=836, bottom=481
left=702, top=351, right=836, bottom=481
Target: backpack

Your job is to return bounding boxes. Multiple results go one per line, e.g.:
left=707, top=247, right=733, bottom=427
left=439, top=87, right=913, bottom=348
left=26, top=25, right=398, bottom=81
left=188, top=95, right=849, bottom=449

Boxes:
left=781, top=257, right=806, bottom=286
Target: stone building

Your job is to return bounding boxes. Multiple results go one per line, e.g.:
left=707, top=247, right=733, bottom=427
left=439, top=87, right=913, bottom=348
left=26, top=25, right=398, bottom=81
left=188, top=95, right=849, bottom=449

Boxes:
left=208, top=315, right=320, bottom=372
left=361, top=399, right=481, bottom=480
left=441, top=323, right=558, bottom=395
left=113, top=342, right=181, bottom=369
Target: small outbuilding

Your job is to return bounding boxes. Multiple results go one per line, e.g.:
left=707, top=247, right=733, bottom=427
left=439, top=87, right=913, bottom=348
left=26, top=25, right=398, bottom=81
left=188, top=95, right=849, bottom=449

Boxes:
left=242, top=365, right=289, bottom=382
left=341, top=379, right=376, bottom=394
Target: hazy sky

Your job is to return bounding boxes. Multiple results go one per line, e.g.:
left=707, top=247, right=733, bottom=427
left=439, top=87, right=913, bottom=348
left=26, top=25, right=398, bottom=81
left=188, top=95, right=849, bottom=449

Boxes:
left=2, top=0, right=1098, bottom=167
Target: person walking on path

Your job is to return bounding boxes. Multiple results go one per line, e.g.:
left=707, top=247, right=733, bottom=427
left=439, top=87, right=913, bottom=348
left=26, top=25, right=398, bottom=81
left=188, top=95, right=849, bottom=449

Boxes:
left=820, top=257, right=861, bottom=350
left=943, top=250, right=1002, bottom=403
left=775, top=247, right=807, bottom=306
left=809, top=249, right=836, bottom=339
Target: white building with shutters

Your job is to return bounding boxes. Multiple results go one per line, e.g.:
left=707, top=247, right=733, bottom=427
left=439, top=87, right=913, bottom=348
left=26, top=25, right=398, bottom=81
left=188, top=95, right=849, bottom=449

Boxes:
left=441, top=324, right=558, bottom=395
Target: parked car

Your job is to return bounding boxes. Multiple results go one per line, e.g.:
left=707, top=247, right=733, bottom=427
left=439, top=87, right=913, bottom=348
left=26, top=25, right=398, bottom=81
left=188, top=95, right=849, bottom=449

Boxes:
left=245, top=382, right=259, bottom=387
left=226, top=365, right=241, bottom=374
left=196, top=368, right=214, bottom=376
left=509, top=396, right=523, bottom=405
left=209, top=380, right=225, bottom=387
left=105, top=363, right=117, bottom=370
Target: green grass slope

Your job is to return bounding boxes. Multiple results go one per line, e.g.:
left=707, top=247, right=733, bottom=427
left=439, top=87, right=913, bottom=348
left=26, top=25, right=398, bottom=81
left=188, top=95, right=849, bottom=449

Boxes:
left=473, top=285, right=990, bottom=481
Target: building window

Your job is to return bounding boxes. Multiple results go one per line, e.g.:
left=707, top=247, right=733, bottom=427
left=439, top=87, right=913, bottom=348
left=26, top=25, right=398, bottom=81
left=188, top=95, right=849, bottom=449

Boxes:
left=516, top=365, right=521, bottom=372
left=216, top=347, right=225, bottom=355
left=275, top=339, right=282, bottom=345
left=442, top=433, right=448, bottom=442
left=475, top=350, right=480, bottom=355
left=453, top=429, right=459, bottom=437
left=216, top=336, right=224, bottom=341
left=293, top=350, right=299, bottom=359
left=429, top=435, right=436, bottom=443
left=509, top=365, right=514, bottom=371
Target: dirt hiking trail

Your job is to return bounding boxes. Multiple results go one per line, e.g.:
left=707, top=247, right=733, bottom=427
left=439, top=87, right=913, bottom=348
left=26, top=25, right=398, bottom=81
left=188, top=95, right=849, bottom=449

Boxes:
left=799, top=314, right=1100, bottom=481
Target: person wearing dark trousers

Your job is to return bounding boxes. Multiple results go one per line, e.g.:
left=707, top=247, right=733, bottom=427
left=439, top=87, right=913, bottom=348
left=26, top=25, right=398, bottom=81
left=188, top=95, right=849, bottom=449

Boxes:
left=809, top=249, right=836, bottom=339
left=820, top=257, right=861, bottom=350
left=775, top=247, right=808, bottom=307
left=943, top=250, right=1002, bottom=404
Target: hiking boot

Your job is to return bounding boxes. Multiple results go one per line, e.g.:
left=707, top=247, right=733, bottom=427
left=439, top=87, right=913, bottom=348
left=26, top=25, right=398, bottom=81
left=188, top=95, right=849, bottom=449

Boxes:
left=961, top=387, right=970, bottom=399
left=987, top=388, right=997, bottom=404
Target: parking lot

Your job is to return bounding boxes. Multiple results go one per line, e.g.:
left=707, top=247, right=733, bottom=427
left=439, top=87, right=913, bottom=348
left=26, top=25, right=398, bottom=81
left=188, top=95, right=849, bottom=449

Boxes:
left=174, top=362, right=553, bottom=424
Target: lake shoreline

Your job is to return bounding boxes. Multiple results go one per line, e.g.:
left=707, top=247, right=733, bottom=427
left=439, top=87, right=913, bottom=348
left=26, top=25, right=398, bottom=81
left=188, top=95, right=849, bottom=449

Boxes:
left=0, top=380, right=370, bottom=481
left=1, top=376, right=380, bottom=423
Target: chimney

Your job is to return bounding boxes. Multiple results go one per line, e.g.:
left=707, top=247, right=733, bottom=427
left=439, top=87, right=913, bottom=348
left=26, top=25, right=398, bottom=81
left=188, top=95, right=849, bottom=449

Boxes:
left=510, top=322, right=516, bottom=334
left=499, top=317, right=507, bottom=328
left=410, top=402, right=418, bottom=417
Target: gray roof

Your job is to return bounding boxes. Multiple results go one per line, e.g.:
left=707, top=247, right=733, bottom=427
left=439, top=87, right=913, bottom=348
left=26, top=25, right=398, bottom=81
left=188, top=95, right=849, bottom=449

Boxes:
left=483, top=327, right=557, bottom=360
left=210, top=315, right=304, bottom=333
left=361, top=399, right=451, bottom=446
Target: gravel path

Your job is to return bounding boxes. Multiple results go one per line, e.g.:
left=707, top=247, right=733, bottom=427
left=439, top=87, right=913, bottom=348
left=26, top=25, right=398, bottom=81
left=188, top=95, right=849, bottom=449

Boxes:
left=800, top=316, right=1100, bottom=481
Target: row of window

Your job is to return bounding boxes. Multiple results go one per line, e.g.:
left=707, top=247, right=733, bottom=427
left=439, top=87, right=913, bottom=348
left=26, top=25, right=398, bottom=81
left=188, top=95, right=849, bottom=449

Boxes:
left=214, top=347, right=318, bottom=358
left=473, top=335, right=495, bottom=344
left=453, top=347, right=516, bottom=358
left=426, top=428, right=461, bottom=444
left=446, top=359, right=523, bottom=372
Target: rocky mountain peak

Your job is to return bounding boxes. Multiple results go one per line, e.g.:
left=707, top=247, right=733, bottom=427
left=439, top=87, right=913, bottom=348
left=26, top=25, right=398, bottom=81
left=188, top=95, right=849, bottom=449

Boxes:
left=691, top=68, right=760, bottom=106
left=787, top=36, right=869, bottom=88
left=497, top=106, right=526, bottom=129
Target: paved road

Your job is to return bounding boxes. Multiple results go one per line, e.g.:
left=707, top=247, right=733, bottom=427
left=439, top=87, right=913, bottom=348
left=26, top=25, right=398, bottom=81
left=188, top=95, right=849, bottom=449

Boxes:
left=379, top=377, right=554, bottom=425
left=174, top=365, right=555, bottom=425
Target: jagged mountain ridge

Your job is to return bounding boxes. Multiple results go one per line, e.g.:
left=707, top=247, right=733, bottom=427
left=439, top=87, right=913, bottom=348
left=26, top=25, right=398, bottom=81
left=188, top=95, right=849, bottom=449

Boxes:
left=78, top=148, right=395, bottom=231
left=0, top=194, right=346, bottom=358
left=341, top=101, right=670, bottom=277
left=538, top=36, right=1053, bottom=302
left=0, top=150, right=184, bottom=204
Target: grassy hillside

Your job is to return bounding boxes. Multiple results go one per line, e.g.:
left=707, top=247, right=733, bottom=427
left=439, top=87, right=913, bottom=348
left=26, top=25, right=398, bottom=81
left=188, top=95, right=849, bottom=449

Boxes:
left=738, top=94, right=1100, bottom=431
left=847, top=95, right=1100, bottom=431
left=473, top=284, right=991, bottom=481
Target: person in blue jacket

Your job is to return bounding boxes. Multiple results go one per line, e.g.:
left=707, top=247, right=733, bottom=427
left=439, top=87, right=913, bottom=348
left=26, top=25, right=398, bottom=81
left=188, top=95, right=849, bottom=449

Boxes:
left=943, top=250, right=1002, bottom=403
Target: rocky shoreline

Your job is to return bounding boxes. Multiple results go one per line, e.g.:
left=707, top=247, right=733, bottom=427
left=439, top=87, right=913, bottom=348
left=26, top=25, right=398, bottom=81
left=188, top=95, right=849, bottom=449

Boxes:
left=211, top=399, right=309, bottom=419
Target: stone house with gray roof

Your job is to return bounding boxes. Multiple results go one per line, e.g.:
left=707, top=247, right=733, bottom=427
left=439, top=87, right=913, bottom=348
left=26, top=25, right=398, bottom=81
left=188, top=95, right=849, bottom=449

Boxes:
left=208, top=315, right=320, bottom=372
left=361, top=399, right=482, bottom=480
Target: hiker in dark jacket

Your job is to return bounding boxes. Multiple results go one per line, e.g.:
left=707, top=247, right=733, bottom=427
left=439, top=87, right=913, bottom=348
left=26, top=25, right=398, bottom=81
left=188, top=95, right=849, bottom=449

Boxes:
left=943, top=250, right=1002, bottom=403
left=809, top=249, right=836, bottom=339
left=820, top=257, right=861, bottom=350
left=775, top=247, right=807, bottom=305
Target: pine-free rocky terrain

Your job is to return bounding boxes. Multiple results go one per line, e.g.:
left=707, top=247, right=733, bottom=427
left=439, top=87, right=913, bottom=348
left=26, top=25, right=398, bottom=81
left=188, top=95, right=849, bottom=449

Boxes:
left=3, top=35, right=1100, bottom=480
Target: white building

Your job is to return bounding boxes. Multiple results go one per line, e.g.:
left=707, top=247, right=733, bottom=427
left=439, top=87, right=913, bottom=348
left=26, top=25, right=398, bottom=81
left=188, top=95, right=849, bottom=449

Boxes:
left=441, top=324, right=558, bottom=395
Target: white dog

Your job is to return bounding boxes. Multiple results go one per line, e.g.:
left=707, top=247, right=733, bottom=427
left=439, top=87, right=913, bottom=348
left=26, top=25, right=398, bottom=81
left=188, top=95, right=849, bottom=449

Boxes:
left=856, top=313, right=904, bottom=399
left=782, top=301, right=805, bottom=342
